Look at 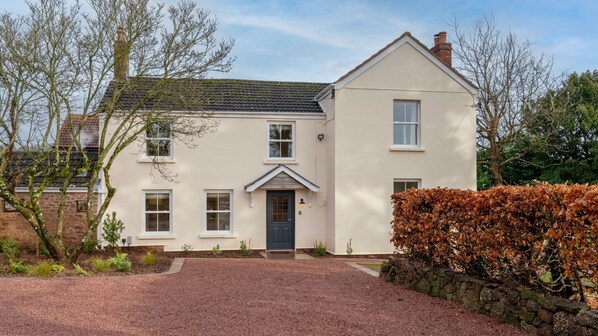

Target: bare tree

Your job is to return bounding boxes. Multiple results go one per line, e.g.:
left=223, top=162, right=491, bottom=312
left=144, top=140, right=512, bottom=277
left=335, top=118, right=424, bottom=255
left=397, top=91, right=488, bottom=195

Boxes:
left=450, top=15, right=561, bottom=185
left=0, top=0, right=234, bottom=262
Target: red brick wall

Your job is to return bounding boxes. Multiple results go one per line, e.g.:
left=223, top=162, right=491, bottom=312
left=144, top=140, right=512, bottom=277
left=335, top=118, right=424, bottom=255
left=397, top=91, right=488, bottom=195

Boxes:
left=0, top=192, right=97, bottom=250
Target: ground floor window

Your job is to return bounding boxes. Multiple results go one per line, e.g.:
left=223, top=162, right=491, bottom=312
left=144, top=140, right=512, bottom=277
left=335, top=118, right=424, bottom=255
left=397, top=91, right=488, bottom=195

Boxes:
left=206, top=191, right=232, bottom=233
left=393, top=179, right=420, bottom=193
left=143, top=190, right=172, bottom=233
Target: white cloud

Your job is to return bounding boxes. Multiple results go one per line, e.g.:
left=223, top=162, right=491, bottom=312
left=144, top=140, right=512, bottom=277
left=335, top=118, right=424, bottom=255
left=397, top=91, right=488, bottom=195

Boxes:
left=220, top=14, right=358, bottom=49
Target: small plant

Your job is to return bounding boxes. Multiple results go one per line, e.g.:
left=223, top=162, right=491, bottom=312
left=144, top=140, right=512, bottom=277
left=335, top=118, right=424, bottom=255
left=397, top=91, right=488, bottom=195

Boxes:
left=102, top=212, right=125, bottom=249
left=0, top=237, right=21, bottom=260
left=29, top=262, right=64, bottom=277
left=89, top=257, right=111, bottom=273
left=73, top=263, right=89, bottom=276
left=81, top=238, right=100, bottom=255
left=9, top=260, right=28, bottom=274
left=141, top=250, right=158, bottom=266
left=346, top=238, right=353, bottom=256
left=240, top=239, right=253, bottom=256
left=108, top=252, right=132, bottom=272
left=181, top=244, right=193, bottom=254
left=37, top=242, right=51, bottom=257
left=314, top=241, right=327, bottom=256
left=212, top=244, right=222, bottom=256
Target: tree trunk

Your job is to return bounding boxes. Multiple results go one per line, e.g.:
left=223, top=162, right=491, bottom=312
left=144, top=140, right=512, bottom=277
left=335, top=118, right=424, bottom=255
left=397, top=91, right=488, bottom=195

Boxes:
left=489, top=142, right=505, bottom=186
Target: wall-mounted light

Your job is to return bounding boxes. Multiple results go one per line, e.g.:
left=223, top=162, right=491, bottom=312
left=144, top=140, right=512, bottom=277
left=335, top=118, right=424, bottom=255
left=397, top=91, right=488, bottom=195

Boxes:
left=317, top=133, right=325, bottom=141
left=298, top=198, right=306, bottom=209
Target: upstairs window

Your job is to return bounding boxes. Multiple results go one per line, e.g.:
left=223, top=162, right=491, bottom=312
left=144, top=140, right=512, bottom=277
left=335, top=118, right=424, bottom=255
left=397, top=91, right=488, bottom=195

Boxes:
left=268, top=123, right=294, bottom=159
left=393, top=101, right=419, bottom=146
left=146, top=122, right=172, bottom=158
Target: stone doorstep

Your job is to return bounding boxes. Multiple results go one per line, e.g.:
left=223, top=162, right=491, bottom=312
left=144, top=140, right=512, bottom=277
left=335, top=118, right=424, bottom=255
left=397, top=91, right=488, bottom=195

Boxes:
left=259, top=251, right=315, bottom=260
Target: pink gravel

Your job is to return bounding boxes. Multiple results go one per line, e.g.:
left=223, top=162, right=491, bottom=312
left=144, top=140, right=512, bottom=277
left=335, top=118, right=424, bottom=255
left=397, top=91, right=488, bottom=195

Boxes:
left=0, top=258, right=526, bottom=335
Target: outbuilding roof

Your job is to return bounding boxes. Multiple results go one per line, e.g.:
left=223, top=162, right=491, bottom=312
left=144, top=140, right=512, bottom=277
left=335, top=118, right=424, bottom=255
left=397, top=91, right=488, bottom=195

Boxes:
left=57, top=115, right=99, bottom=150
left=5, top=151, right=98, bottom=189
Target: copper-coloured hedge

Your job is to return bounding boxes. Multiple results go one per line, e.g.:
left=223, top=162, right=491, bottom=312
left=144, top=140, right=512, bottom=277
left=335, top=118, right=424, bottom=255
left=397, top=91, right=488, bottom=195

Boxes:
left=391, top=184, right=597, bottom=297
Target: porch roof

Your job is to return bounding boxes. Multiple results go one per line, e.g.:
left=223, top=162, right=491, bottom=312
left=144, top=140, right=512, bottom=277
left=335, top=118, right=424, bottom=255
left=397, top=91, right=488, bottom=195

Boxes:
left=244, top=165, right=319, bottom=192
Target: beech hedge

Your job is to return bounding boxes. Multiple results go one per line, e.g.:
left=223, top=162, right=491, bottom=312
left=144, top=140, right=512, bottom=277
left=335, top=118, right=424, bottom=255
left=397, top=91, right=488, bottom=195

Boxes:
left=391, top=184, right=597, bottom=298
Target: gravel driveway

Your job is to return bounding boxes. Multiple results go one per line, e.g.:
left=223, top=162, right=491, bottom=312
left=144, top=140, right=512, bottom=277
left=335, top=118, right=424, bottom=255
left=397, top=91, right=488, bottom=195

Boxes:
left=0, top=258, right=525, bottom=335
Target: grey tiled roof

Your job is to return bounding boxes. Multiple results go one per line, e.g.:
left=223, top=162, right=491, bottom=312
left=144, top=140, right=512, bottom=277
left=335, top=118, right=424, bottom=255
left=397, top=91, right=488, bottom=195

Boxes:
left=6, top=151, right=98, bottom=188
left=100, top=77, right=329, bottom=114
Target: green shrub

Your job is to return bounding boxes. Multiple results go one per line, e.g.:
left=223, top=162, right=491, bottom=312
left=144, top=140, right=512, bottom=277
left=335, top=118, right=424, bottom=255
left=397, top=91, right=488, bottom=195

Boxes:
left=9, top=260, right=29, bottom=274
left=72, top=263, right=89, bottom=276
left=108, top=252, right=132, bottom=272
left=89, top=257, right=110, bottom=273
left=0, top=237, right=21, bottom=260
left=102, top=212, right=125, bottom=249
left=212, top=244, right=221, bottom=256
left=141, top=250, right=158, bottom=266
left=181, top=244, right=193, bottom=254
left=29, top=262, right=64, bottom=277
left=314, top=241, right=327, bottom=256
left=346, top=238, right=353, bottom=256
left=81, top=238, right=100, bottom=255
left=38, top=242, right=51, bottom=257
left=240, top=240, right=253, bottom=256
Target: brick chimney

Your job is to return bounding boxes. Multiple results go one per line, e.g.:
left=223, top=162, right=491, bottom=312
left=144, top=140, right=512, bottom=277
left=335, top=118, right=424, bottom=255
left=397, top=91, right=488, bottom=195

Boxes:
left=114, top=27, right=128, bottom=81
left=430, top=31, right=452, bottom=67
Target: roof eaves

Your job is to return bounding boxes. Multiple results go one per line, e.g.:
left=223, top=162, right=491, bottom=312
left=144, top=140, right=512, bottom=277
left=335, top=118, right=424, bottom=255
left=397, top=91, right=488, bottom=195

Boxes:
left=333, top=32, right=477, bottom=94
left=314, top=84, right=334, bottom=102
left=335, top=32, right=413, bottom=85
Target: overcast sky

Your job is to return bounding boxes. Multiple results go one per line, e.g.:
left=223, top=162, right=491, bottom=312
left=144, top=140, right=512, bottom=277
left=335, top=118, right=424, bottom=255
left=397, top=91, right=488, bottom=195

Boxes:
left=1, top=0, right=596, bottom=83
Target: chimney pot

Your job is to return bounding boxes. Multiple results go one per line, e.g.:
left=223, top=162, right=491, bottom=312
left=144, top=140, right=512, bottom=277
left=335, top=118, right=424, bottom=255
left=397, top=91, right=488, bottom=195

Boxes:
left=431, top=32, right=452, bottom=67
left=438, top=31, right=447, bottom=44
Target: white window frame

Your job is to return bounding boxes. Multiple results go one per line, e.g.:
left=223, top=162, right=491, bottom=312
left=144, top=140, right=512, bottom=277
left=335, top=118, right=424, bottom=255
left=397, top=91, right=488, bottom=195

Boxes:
left=142, top=190, right=173, bottom=235
left=204, top=190, right=233, bottom=234
left=392, top=101, right=420, bottom=147
left=393, top=179, right=421, bottom=193
left=267, top=122, right=295, bottom=160
left=144, top=122, right=173, bottom=159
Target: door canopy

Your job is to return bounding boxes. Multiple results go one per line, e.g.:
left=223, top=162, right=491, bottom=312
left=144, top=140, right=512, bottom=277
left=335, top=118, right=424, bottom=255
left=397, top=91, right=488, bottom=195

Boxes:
left=244, top=165, right=319, bottom=192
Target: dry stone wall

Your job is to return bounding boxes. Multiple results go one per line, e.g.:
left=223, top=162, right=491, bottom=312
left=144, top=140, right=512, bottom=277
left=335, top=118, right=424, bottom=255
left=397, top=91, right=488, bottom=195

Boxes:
left=380, top=256, right=598, bottom=336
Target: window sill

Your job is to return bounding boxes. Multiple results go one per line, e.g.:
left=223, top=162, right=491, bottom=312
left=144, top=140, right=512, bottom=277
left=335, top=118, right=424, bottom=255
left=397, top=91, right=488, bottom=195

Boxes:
left=389, top=146, right=425, bottom=152
left=263, top=160, right=298, bottom=165
left=138, top=157, right=176, bottom=163
left=137, top=234, right=176, bottom=240
left=199, top=233, right=237, bottom=239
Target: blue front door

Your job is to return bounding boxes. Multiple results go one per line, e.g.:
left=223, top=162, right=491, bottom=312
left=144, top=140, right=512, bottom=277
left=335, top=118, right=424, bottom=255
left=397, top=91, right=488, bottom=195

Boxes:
left=266, top=190, right=295, bottom=250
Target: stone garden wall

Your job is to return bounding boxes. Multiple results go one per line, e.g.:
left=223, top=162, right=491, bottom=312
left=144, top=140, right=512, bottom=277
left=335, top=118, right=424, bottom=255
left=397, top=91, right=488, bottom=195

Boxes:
left=0, top=192, right=97, bottom=249
left=381, top=256, right=598, bottom=336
